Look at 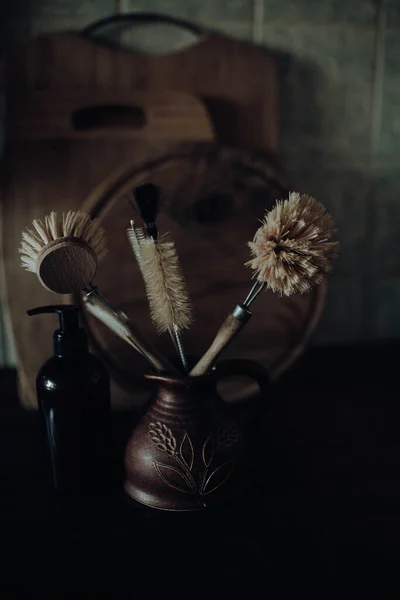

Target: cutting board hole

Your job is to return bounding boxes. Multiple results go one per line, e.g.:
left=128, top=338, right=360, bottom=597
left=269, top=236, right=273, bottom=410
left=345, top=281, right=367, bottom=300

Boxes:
left=72, top=105, right=146, bottom=131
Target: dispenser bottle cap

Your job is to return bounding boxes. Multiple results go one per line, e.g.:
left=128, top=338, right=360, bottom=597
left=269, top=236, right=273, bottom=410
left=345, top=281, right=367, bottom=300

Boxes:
left=27, top=305, right=88, bottom=357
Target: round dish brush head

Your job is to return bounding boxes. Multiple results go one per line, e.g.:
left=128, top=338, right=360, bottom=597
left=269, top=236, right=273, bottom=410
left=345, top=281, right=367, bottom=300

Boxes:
left=246, top=192, right=339, bottom=296
left=19, top=210, right=107, bottom=294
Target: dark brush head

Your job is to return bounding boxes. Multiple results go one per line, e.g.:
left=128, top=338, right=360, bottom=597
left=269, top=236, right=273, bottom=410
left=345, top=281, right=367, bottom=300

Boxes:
left=131, top=183, right=160, bottom=240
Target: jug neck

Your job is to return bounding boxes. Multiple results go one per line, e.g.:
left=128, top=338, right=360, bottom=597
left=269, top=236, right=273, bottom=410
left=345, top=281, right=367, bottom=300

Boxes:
left=145, top=373, right=216, bottom=425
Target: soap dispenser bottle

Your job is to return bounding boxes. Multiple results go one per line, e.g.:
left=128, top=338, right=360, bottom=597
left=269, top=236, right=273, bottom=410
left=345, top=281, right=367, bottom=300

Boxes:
left=27, top=304, right=111, bottom=494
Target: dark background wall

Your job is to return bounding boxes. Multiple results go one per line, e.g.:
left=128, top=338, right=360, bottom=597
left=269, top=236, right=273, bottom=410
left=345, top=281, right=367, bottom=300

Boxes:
left=0, top=0, right=398, bottom=365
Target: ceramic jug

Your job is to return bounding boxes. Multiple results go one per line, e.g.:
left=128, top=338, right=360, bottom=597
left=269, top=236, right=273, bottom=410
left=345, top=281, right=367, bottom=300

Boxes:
left=124, top=359, right=269, bottom=511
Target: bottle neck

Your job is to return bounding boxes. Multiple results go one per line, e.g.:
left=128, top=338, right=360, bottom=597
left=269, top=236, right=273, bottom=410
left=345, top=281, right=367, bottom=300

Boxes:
left=53, top=329, right=88, bottom=358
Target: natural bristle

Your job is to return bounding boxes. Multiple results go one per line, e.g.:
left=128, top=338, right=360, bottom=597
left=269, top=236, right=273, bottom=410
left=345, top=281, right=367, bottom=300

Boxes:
left=139, top=235, right=192, bottom=333
left=19, top=210, right=107, bottom=273
left=127, top=224, right=146, bottom=270
left=246, top=192, right=339, bottom=296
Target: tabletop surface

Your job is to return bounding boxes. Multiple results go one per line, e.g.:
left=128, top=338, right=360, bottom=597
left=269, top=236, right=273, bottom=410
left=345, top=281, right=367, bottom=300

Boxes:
left=1, top=342, right=400, bottom=598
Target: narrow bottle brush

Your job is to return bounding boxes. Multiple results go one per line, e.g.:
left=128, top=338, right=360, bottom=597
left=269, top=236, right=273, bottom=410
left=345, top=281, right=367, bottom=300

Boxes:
left=190, top=192, right=339, bottom=376
left=128, top=226, right=193, bottom=372
left=128, top=183, right=192, bottom=372
left=139, top=234, right=192, bottom=334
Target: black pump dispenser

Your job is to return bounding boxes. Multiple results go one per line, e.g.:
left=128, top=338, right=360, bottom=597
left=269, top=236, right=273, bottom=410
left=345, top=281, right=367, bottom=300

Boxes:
left=28, top=304, right=111, bottom=494
left=27, top=304, right=87, bottom=357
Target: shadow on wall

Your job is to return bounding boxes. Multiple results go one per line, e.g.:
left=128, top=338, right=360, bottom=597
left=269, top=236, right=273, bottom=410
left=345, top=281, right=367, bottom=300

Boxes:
left=0, top=0, right=32, bottom=50
left=265, top=46, right=374, bottom=344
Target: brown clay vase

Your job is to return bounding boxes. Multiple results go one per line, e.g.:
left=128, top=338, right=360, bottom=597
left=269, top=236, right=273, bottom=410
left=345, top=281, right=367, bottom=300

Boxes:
left=124, top=359, right=269, bottom=511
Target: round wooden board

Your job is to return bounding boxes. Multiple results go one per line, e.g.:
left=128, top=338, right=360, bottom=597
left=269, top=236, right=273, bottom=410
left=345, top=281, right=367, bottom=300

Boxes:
left=81, top=142, right=326, bottom=408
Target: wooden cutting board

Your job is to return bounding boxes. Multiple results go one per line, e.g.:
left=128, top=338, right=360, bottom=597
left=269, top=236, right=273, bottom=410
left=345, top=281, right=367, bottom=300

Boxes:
left=0, top=27, right=316, bottom=409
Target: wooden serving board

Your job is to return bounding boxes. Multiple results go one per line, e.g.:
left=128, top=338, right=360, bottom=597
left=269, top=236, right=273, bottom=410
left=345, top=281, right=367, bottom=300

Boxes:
left=0, top=27, right=319, bottom=409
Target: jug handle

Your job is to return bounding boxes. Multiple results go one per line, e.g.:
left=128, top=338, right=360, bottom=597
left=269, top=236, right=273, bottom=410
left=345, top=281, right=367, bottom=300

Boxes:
left=212, top=359, right=270, bottom=429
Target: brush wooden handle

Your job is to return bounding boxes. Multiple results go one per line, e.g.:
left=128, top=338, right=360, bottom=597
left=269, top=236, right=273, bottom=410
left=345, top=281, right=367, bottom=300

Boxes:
left=190, top=306, right=252, bottom=376
left=125, top=321, right=179, bottom=375
left=84, top=295, right=178, bottom=375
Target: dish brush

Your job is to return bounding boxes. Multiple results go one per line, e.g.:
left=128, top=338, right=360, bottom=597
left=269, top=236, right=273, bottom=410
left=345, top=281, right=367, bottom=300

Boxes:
left=190, top=192, right=339, bottom=376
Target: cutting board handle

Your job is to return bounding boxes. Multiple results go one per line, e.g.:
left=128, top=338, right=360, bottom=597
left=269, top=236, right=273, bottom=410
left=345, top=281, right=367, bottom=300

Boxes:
left=7, top=90, right=214, bottom=140
left=82, top=12, right=206, bottom=38
left=72, top=104, right=146, bottom=132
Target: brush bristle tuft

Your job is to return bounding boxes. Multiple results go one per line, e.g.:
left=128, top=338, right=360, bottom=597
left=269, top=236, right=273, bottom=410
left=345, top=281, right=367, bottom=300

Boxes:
left=246, top=192, right=339, bottom=296
left=139, top=235, right=192, bottom=333
left=19, top=210, right=107, bottom=272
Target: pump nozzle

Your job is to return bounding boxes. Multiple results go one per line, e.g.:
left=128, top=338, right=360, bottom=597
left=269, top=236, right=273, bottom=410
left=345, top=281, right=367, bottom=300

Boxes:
left=27, top=305, right=80, bottom=331
left=27, top=305, right=86, bottom=357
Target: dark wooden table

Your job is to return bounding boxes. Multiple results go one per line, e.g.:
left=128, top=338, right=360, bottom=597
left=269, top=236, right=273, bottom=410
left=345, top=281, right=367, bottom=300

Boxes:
left=1, top=343, right=400, bottom=598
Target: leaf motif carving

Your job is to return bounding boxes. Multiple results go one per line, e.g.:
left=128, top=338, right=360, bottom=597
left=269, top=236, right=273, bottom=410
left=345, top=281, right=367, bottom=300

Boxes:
left=148, top=422, right=176, bottom=456
left=179, top=432, right=194, bottom=471
left=153, top=462, right=195, bottom=494
left=202, top=460, right=235, bottom=495
left=202, top=434, right=215, bottom=467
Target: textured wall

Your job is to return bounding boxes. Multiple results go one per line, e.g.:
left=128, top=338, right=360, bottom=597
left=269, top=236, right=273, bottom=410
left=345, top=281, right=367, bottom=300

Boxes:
left=0, top=0, right=397, bottom=365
